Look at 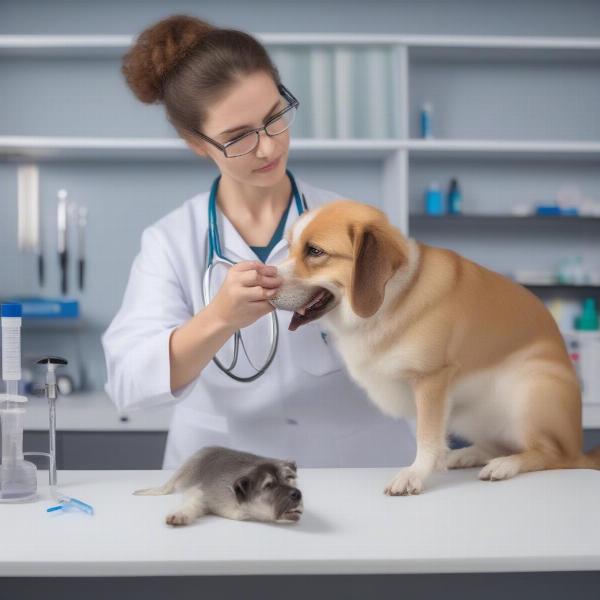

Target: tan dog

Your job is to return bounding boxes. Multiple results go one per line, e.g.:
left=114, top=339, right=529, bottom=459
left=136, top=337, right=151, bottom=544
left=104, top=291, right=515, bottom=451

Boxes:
left=271, top=199, right=600, bottom=495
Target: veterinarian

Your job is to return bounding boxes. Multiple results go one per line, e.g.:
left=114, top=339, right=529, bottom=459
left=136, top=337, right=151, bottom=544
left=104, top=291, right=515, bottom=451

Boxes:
left=102, top=14, right=416, bottom=469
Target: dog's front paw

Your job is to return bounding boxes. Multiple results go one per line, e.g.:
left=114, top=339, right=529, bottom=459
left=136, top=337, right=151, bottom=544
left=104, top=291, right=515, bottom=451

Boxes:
left=384, top=468, right=425, bottom=496
left=478, top=456, right=520, bottom=481
left=166, top=511, right=191, bottom=526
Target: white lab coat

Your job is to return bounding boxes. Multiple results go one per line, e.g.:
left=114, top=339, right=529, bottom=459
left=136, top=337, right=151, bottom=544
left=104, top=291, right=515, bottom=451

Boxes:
left=101, top=175, right=416, bottom=469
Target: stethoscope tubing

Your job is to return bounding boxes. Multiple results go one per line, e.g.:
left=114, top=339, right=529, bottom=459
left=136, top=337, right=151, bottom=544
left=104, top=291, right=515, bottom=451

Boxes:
left=203, top=170, right=306, bottom=382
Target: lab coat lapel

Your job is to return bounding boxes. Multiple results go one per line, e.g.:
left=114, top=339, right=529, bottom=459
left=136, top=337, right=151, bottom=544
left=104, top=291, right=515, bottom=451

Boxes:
left=218, top=179, right=307, bottom=264
left=266, top=191, right=306, bottom=264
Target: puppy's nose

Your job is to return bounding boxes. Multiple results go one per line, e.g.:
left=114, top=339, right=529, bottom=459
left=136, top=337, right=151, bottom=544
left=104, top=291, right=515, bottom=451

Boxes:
left=290, top=488, right=302, bottom=501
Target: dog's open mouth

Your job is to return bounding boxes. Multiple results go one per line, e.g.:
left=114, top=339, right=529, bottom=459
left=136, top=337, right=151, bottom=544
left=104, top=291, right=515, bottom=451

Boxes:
left=289, top=288, right=335, bottom=331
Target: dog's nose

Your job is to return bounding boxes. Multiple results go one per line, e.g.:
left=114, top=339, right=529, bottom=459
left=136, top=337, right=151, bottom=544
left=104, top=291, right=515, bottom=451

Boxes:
left=290, top=488, right=302, bottom=501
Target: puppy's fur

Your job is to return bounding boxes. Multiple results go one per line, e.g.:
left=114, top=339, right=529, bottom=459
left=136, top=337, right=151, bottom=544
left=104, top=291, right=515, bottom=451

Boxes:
left=272, top=199, right=600, bottom=495
left=134, top=446, right=303, bottom=526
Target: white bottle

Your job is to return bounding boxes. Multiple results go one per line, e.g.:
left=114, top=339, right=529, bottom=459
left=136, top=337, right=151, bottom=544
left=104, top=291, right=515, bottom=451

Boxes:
left=1, top=304, right=22, bottom=395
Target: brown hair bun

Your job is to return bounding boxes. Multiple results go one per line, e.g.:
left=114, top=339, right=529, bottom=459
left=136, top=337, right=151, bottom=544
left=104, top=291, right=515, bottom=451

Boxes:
left=121, top=14, right=215, bottom=104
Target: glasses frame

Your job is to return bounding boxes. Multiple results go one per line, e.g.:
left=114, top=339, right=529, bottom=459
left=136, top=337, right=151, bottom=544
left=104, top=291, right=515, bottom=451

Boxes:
left=193, top=84, right=300, bottom=158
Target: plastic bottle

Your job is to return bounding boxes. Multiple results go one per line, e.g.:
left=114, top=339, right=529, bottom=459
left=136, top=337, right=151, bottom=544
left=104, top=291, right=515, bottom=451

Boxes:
left=425, top=182, right=444, bottom=216
left=1, top=303, right=22, bottom=396
left=575, top=298, right=599, bottom=331
left=557, top=257, right=575, bottom=285
left=447, top=178, right=462, bottom=215
left=571, top=256, right=587, bottom=285
left=420, top=102, right=433, bottom=139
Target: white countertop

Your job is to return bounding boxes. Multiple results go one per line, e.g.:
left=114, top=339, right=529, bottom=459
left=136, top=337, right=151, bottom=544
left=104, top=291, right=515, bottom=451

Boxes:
left=2, top=467, right=599, bottom=577
left=24, top=391, right=173, bottom=432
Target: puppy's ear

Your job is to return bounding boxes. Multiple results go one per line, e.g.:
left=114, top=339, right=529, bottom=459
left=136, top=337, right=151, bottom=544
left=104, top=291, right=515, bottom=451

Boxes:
left=233, top=476, right=250, bottom=502
left=349, top=224, right=405, bottom=318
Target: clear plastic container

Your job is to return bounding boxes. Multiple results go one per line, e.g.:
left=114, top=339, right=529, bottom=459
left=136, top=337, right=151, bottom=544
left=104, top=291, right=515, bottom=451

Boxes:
left=0, top=394, right=37, bottom=502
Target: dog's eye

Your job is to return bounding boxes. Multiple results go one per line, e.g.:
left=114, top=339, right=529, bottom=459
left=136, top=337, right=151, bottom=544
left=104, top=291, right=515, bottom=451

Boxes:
left=263, top=481, right=274, bottom=490
left=307, top=246, right=324, bottom=257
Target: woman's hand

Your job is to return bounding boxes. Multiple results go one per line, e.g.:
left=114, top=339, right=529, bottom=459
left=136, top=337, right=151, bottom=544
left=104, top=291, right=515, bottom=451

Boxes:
left=208, top=261, right=281, bottom=331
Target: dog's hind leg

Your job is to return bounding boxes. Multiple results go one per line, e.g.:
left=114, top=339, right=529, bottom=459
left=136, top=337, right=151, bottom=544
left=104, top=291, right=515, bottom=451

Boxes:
left=166, top=486, right=208, bottom=526
left=479, top=372, right=584, bottom=481
left=478, top=447, right=570, bottom=481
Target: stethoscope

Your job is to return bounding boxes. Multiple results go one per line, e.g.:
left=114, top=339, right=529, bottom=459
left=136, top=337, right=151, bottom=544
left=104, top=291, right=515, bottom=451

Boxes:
left=202, top=169, right=308, bottom=382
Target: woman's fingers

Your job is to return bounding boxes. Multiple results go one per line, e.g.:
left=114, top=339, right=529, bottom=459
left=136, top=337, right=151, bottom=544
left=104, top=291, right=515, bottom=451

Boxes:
left=259, top=275, right=282, bottom=289
left=232, top=261, right=278, bottom=276
left=232, top=261, right=263, bottom=272
left=259, top=265, right=278, bottom=277
left=243, top=285, right=279, bottom=302
left=237, top=269, right=281, bottom=289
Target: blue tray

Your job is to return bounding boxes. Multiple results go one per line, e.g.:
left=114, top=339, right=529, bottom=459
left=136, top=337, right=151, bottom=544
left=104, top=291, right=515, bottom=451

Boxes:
left=2, top=297, right=79, bottom=319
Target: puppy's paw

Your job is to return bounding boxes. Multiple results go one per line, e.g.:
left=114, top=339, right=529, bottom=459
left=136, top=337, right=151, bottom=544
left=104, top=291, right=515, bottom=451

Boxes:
left=478, top=456, right=520, bottom=481
left=166, top=511, right=191, bottom=526
left=384, top=467, right=425, bottom=496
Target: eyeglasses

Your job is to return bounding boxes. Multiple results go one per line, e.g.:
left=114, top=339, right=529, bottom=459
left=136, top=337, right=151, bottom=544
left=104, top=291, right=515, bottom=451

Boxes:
left=194, top=84, right=299, bottom=158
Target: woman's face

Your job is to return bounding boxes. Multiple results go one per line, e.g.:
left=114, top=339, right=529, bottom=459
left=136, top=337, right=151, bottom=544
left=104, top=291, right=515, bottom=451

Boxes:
left=189, top=71, right=291, bottom=187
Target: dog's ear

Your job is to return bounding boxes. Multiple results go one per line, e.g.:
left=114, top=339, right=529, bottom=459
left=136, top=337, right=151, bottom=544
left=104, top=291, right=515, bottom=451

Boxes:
left=233, top=476, right=251, bottom=502
left=349, top=224, right=405, bottom=318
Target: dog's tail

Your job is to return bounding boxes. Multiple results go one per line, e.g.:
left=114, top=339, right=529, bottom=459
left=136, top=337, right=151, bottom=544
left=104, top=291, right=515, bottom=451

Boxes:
left=133, top=477, right=177, bottom=496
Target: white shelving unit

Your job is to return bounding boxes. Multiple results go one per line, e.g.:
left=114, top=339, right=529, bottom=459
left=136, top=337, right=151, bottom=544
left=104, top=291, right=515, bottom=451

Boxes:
left=2, top=33, right=600, bottom=232
left=1, top=33, right=599, bottom=424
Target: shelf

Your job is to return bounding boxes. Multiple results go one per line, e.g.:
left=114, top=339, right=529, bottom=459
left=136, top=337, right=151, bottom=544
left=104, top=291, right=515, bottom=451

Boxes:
left=522, top=284, right=600, bottom=295
left=4, top=136, right=600, bottom=163
left=2, top=34, right=600, bottom=57
left=21, top=318, right=84, bottom=332
left=0, top=136, right=405, bottom=162
left=0, top=35, right=133, bottom=57
left=407, top=140, right=600, bottom=161
left=0, top=136, right=194, bottom=162
left=409, top=44, right=600, bottom=63
left=410, top=215, right=600, bottom=226
left=292, top=138, right=402, bottom=159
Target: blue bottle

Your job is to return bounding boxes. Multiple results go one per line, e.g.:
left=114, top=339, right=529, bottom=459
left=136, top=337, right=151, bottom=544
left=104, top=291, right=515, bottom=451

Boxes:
left=420, top=102, right=433, bottom=139
left=425, top=182, right=444, bottom=216
left=447, top=178, right=462, bottom=215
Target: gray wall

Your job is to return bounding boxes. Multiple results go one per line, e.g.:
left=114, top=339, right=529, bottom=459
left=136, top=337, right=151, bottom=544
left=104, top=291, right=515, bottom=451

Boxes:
left=2, top=0, right=600, bottom=36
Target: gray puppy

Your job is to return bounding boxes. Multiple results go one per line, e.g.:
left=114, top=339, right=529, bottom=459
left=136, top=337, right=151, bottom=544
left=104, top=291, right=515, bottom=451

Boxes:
left=134, top=446, right=304, bottom=526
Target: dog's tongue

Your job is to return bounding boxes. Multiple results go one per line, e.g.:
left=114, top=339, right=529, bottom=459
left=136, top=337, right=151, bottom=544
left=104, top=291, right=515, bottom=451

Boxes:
left=289, top=312, right=304, bottom=331
left=289, top=290, right=326, bottom=331
left=289, top=309, right=322, bottom=331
